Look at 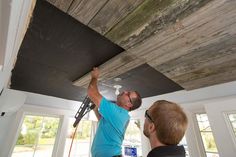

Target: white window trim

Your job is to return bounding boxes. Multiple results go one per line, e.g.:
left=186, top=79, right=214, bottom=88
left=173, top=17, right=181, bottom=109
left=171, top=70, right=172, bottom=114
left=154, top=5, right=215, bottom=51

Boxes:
left=195, top=112, right=220, bottom=156
left=223, top=111, right=236, bottom=150
left=190, top=111, right=209, bottom=157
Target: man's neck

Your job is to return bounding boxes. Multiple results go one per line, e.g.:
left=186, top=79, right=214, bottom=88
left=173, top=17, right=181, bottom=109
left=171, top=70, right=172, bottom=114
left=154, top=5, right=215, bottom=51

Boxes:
left=149, top=134, right=166, bottom=149
left=117, top=102, right=130, bottom=111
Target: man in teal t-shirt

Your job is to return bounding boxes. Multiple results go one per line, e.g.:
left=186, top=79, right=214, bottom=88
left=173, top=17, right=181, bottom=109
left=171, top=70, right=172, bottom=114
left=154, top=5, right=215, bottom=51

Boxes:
left=87, top=67, right=142, bottom=157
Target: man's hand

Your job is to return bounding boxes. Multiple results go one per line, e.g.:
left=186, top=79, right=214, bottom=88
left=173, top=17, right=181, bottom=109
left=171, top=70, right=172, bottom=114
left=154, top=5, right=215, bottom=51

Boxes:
left=91, top=67, right=99, bottom=79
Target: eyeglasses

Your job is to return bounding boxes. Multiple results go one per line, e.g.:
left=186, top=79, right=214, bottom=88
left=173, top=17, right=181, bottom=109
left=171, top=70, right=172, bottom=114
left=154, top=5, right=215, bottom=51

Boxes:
left=124, top=91, right=133, bottom=105
left=145, top=110, right=154, bottom=123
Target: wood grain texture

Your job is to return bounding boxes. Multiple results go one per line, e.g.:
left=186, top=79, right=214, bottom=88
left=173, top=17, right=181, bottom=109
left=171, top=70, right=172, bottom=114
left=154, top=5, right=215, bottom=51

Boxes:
left=177, top=60, right=236, bottom=90
left=153, top=35, right=236, bottom=79
left=67, top=0, right=108, bottom=24
left=73, top=51, right=145, bottom=87
left=157, top=35, right=236, bottom=89
left=88, top=0, right=145, bottom=34
left=73, top=0, right=236, bottom=90
left=144, top=5, right=236, bottom=67
left=146, top=0, right=236, bottom=89
left=46, top=0, right=74, bottom=12
left=105, top=0, right=212, bottom=49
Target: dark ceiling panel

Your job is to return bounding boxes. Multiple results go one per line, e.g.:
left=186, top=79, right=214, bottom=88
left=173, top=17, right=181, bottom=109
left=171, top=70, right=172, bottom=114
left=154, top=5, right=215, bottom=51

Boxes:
left=11, top=0, right=124, bottom=101
left=11, top=58, right=87, bottom=100
left=101, top=64, right=184, bottom=100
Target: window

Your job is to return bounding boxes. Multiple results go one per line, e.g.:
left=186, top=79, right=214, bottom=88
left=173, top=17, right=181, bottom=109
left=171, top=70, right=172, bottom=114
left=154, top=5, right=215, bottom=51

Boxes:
left=179, top=136, right=190, bottom=157
left=196, top=114, right=219, bottom=157
left=227, top=113, right=236, bottom=137
left=122, top=119, right=142, bottom=157
left=12, top=115, right=60, bottom=157
left=63, top=118, right=92, bottom=157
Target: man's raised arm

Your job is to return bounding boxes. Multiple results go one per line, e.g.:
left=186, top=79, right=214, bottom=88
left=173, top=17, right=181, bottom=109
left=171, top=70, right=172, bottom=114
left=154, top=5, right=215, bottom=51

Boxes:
left=87, top=67, right=102, bottom=120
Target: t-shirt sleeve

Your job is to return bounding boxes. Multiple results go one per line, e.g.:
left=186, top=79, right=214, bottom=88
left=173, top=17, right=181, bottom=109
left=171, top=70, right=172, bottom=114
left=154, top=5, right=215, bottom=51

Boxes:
left=99, top=97, right=119, bottom=119
left=99, top=97, right=127, bottom=129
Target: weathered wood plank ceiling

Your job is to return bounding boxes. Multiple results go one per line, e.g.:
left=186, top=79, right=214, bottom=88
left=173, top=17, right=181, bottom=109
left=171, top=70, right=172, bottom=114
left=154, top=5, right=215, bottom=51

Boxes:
left=47, top=0, right=236, bottom=90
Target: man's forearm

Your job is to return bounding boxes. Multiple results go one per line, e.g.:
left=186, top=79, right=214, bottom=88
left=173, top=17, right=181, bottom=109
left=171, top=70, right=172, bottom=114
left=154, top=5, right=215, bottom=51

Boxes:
left=93, top=106, right=101, bottom=121
left=88, top=78, right=99, bottom=93
left=88, top=77, right=102, bottom=106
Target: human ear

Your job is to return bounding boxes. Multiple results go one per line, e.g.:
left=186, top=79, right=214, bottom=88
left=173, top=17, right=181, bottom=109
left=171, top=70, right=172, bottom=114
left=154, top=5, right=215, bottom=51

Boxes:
left=149, top=123, right=156, bottom=133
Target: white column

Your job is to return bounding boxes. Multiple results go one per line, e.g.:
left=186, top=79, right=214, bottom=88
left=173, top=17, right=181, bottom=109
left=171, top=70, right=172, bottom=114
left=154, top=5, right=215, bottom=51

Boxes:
left=53, top=115, right=69, bottom=157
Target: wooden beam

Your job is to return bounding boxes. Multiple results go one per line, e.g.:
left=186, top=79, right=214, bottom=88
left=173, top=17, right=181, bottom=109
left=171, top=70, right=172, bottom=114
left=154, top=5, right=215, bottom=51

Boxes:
left=88, top=0, right=145, bottom=35
left=67, top=0, right=108, bottom=24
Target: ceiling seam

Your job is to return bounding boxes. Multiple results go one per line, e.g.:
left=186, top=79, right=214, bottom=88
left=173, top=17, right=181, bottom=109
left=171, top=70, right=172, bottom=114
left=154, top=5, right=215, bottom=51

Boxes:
left=87, top=0, right=110, bottom=25
left=66, top=0, right=79, bottom=13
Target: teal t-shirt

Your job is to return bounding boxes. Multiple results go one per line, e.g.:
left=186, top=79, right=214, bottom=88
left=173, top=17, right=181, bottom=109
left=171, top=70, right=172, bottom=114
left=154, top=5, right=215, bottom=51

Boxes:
left=91, top=97, right=130, bottom=157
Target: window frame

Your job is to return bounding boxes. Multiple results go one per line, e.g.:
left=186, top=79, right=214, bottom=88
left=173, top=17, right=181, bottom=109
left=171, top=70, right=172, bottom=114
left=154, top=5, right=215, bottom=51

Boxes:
left=7, top=104, right=75, bottom=157
left=191, top=111, right=208, bottom=157
left=223, top=111, right=236, bottom=150
left=194, top=112, right=219, bottom=157
left=12, top=114, right=61, bottom=157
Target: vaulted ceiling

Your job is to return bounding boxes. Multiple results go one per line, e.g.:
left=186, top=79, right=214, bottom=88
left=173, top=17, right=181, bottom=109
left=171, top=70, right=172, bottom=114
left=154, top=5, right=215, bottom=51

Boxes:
left=11, top=0, right=236, bottom=101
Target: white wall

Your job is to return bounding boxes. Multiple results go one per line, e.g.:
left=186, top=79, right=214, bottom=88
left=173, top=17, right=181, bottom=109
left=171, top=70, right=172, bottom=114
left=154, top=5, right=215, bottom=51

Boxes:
left=0, top=0, right=10, bottom=70
left=0, top=0, right=12, bottom=90
left=24, top=91, right=82, bottom=111
left=0, top=1, right=36, bottom=156
left=0, top=89, right=26, bottom=157
left=0, top=112, right=17, bottom=151
left=0, top=0, right=34, bottom=91
left=0, top=88, right=26, bottom=113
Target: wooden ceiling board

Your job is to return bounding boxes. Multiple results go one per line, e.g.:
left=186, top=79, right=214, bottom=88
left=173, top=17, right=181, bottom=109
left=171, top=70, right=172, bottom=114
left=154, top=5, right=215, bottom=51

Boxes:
left=67, top=0, right=108, bottom=24
left=153, top=36, right=236, bottom=79
left=147, top=0, right=236, bottom=89
left=173, top=58, right=236, bottom=85
left=145, top=0, right=236, bottom=65
left=181, top=66, right=236, bottom=90
left=88, top=0, right=145, bottom=35
left=47, top=0, right=74, bottom=12
left=73, top=0, right=236, bottom=91
left=73, top=50, right=145, bottom=87
left=105, top=0, right=211, bottom=49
